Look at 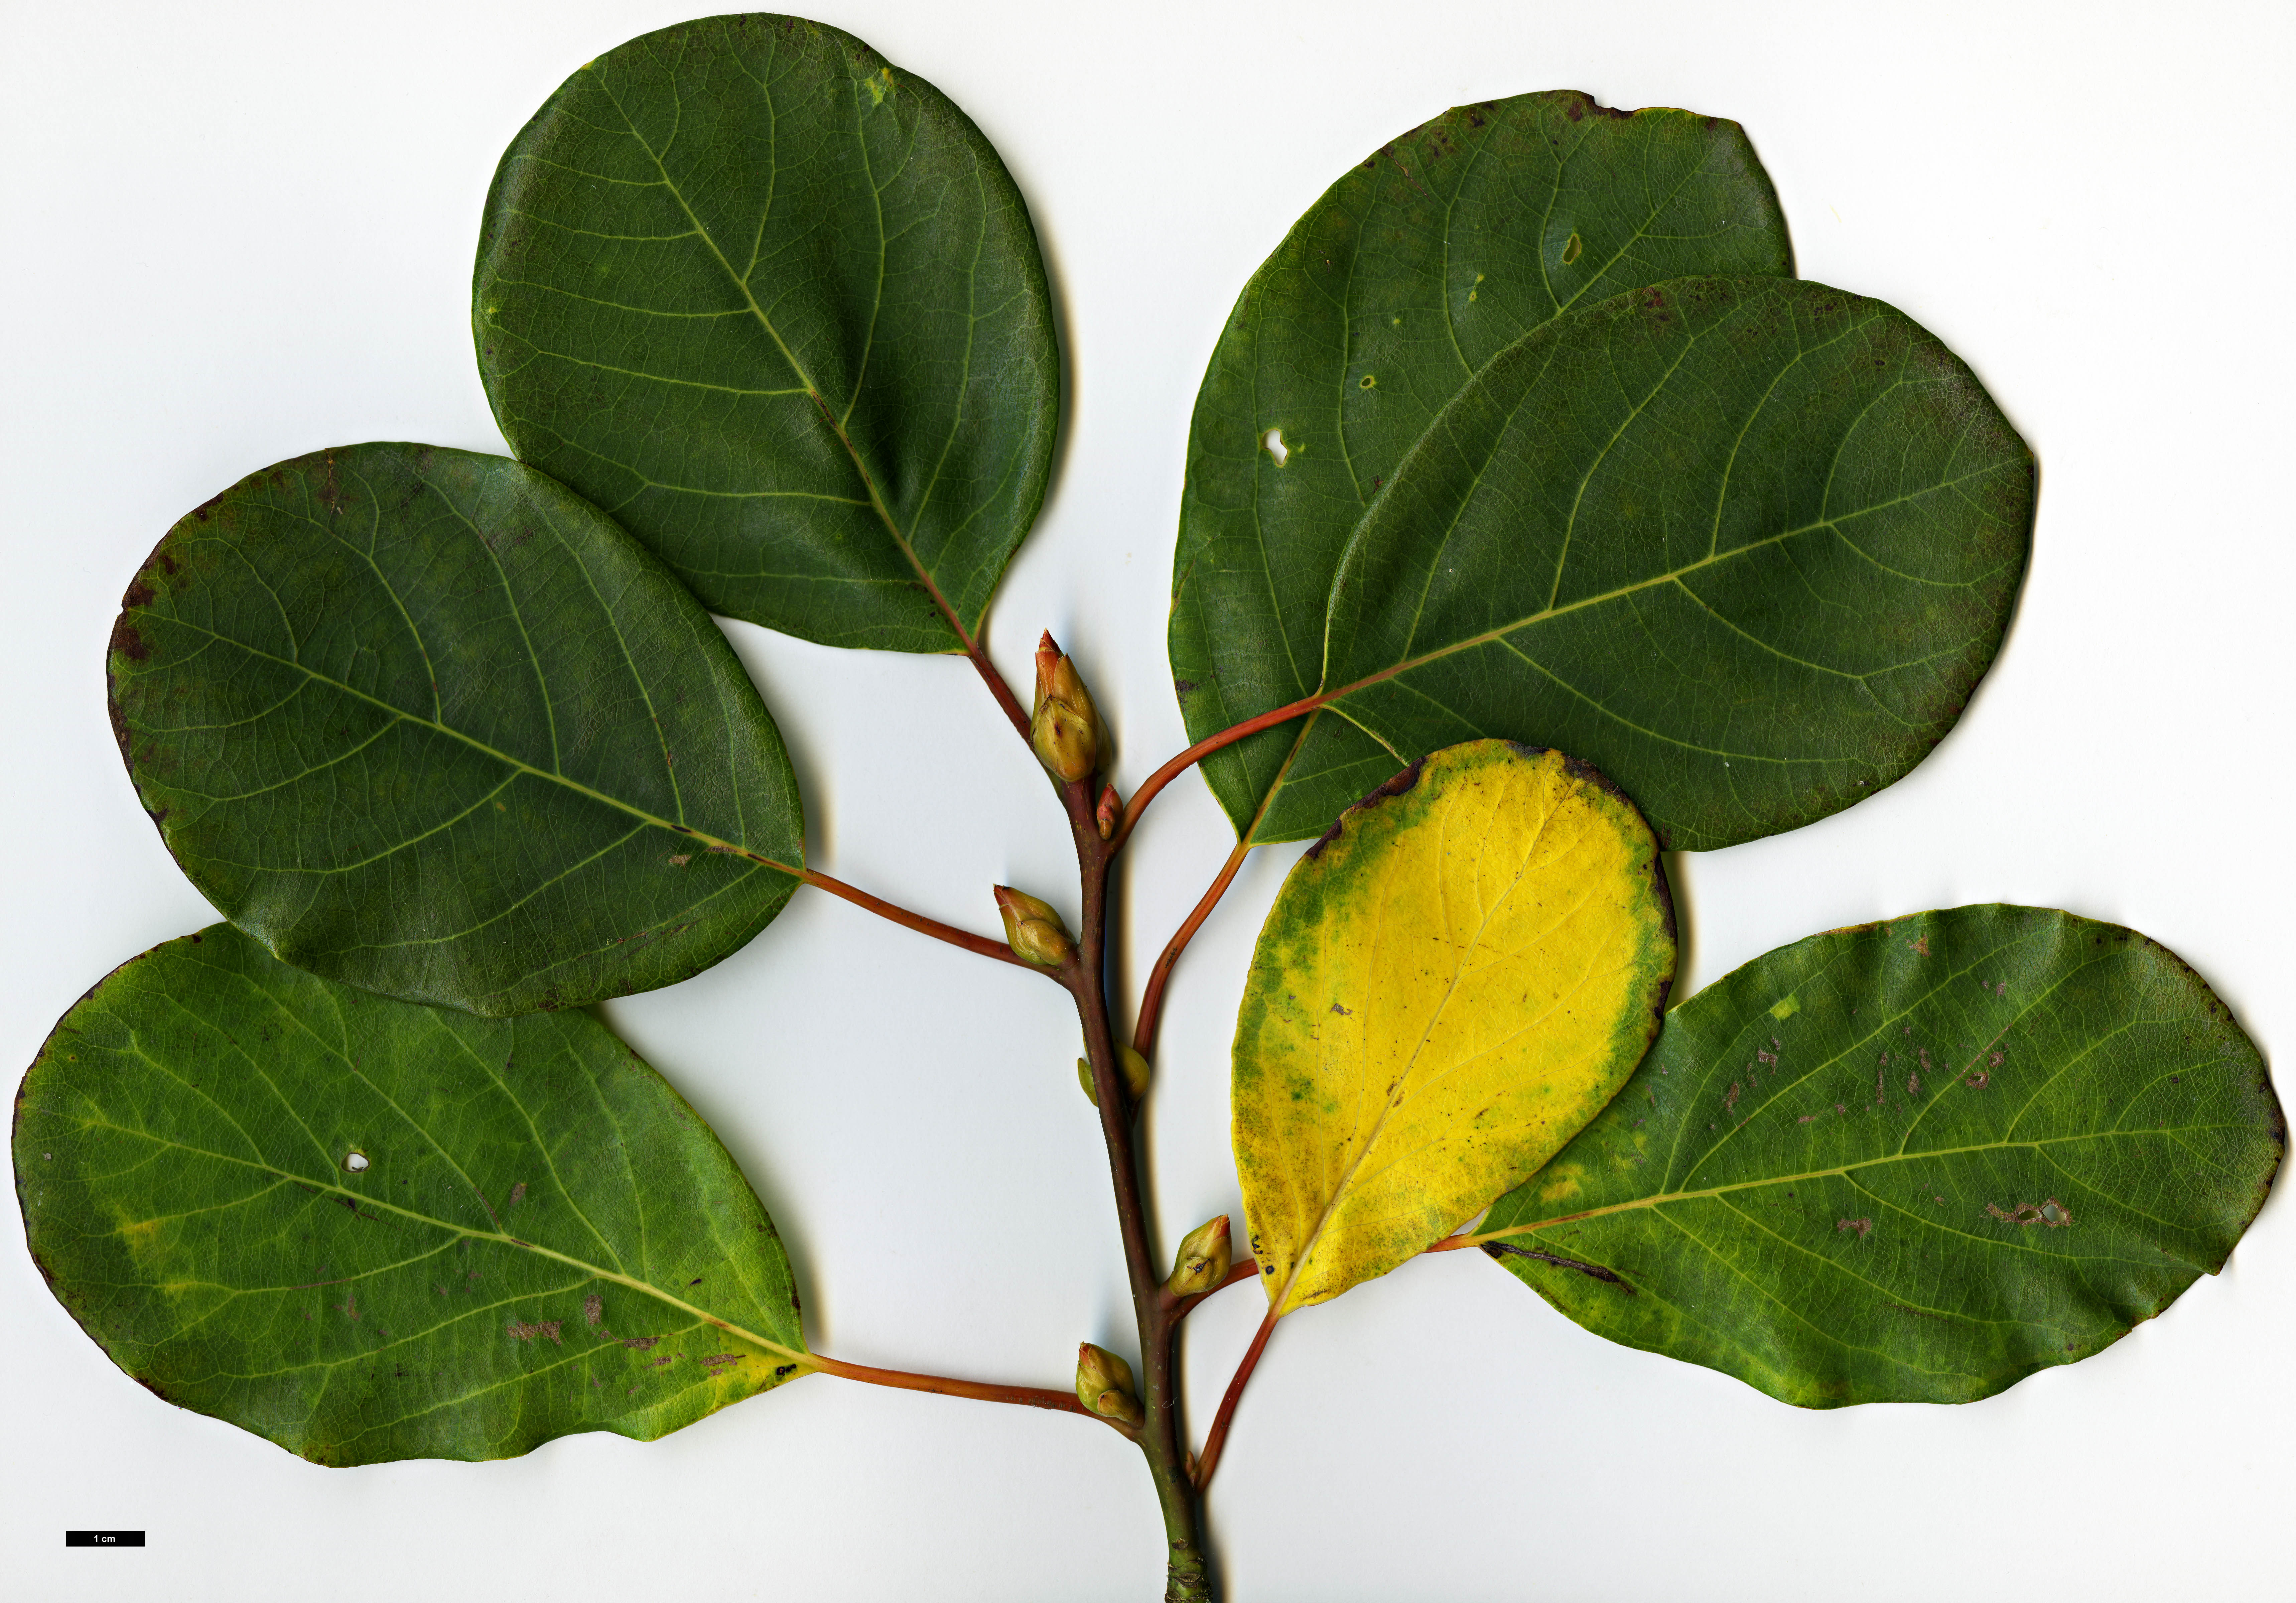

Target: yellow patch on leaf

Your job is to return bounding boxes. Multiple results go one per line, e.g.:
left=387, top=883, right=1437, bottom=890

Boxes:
left=1232, top=741, right=1673, bottom=1316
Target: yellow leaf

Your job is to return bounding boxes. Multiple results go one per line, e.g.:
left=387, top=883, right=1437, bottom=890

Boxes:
left=1232, top=741, right=1674, bottom=1316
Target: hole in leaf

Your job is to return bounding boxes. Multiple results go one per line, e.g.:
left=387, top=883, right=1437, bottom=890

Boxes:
left=344, top=1151, right=370, bottom=1174
left=1261, top=427, right=1289, bottom=467
left=1561, top=231, right=1583, bottom=265
left=1358, top=374, right=1376, bottom=389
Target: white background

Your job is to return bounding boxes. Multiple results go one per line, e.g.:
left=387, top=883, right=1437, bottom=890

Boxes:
left=5, top=2, right=2292, bottom=1598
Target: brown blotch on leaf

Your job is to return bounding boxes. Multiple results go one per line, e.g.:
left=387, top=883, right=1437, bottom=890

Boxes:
left=1306, top=757, right=1430, bottom=860
left=1837, top=1218, right=1874, bottom=1240
left=1987, top=1198, right=2073, bottom=1228
left=507, top=1318, right=563, bottom=1344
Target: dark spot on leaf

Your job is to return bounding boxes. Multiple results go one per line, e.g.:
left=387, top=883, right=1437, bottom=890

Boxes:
left=1987, top=1198, right=2072, bottom=1228
left=1482, top=1241, right=1635, bottom=1293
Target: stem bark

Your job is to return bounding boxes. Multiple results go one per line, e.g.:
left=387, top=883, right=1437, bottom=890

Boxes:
left=1059, top=775, right=1214, bottom=1601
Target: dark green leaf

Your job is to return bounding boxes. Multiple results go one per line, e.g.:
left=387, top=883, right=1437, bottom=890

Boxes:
left=108, top=442, right=804, bottom=1015
left=1169, top=92, right=1793, bottom=844
left=1478, top=906, right=2283, bottom=1406
left=14, top=924, right=810, bottom=1465
left=1299, top=277, right=2034, bottom=849
left=475, top=13, right=1058, bottom=652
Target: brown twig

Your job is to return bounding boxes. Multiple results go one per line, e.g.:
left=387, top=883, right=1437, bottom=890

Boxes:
left=800, top=868, right=1037, bottom=970
left=1055, top=770, right=1214, bottom=1598
left=1192, top=1305, right=1277, bottom=1492
left=962, top=635, right=1033, bottom=742
left=1131, top=839, right=1251, bottom=1060
left=1108, top=690, right=1326, bottom=852
left=806, top=1352, right=1106, bottom=1422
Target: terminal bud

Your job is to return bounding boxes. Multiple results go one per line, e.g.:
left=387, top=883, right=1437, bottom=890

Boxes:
left=1165, top=1215, right=1232, bottom=1299
left=1075, top=1342, right=1143, bottom=1427
left=1030, top=632, right=1102, bottom=785
left=994, top=886, right=1075, bottom=968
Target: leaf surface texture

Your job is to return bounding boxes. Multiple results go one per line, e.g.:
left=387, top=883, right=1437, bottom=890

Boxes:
left=475, top=13, right=1059, bottom=651
left=108, top=442, right=804, bottom=1015
left=1233, top=741, right=1675, bottom=1316
left=1308, top=276, right=2034, bottom=849
left=14, top=925, right=808, bottom=1465
left=1480, top=906, right=2284, bottom=1405
left=1170, top=92, right=1794, bottom=845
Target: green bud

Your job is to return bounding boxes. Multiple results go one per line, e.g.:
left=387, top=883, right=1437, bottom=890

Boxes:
left=1165, top=1215, right=1233, bottom=1299
left=1078, top=1048, right=1153, bottom=1107
left=1075, top=1342, right=1143, bottom=1427
left=994, top=886, right=1075, bottom=967
left=1030, top=631, right=1102, bottom=785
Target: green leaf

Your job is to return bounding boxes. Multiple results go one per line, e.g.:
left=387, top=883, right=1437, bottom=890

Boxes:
left=14, top=924, right=810, bottom=1465
left=1478, top=905, right=2283, bottom=1406
left=1233, top=741, right=1674, bottom=1316
left=475, top=13, right=1059, bottom=653
left=1169, top=92, right=1793, bottom=845
left=107, top=442, right=804, bottom=1016
left=1243, top=276, right=2035, bottom=849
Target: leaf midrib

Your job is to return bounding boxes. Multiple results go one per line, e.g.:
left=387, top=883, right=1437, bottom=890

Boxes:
left=1463, top=1126, right=2227, bottom=1247
left=83, top=1113, right=811, bottom=1370
left=588, top=65, right=983, bottom=652
left=1267, top=773, right=1588, bottom=1315
left=125, top=611, right=801, bottom=881
left=1252, top=467, right=2001, bottom=751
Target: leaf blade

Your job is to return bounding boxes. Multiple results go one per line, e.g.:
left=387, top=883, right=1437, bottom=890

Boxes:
left=14, top=925, right=809, bottom=1465
left=1232, top=741, right=1675, bottom=1316
left=1170, top=92, right=1793, bottom=843
left=1296, top=274, right=2035, bottom=849
left=1480, top=905, right=2284, bottom=1405
left=108, top=442, right=804, bottom=1015
left=475, top=13, right=1059, bottom=651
